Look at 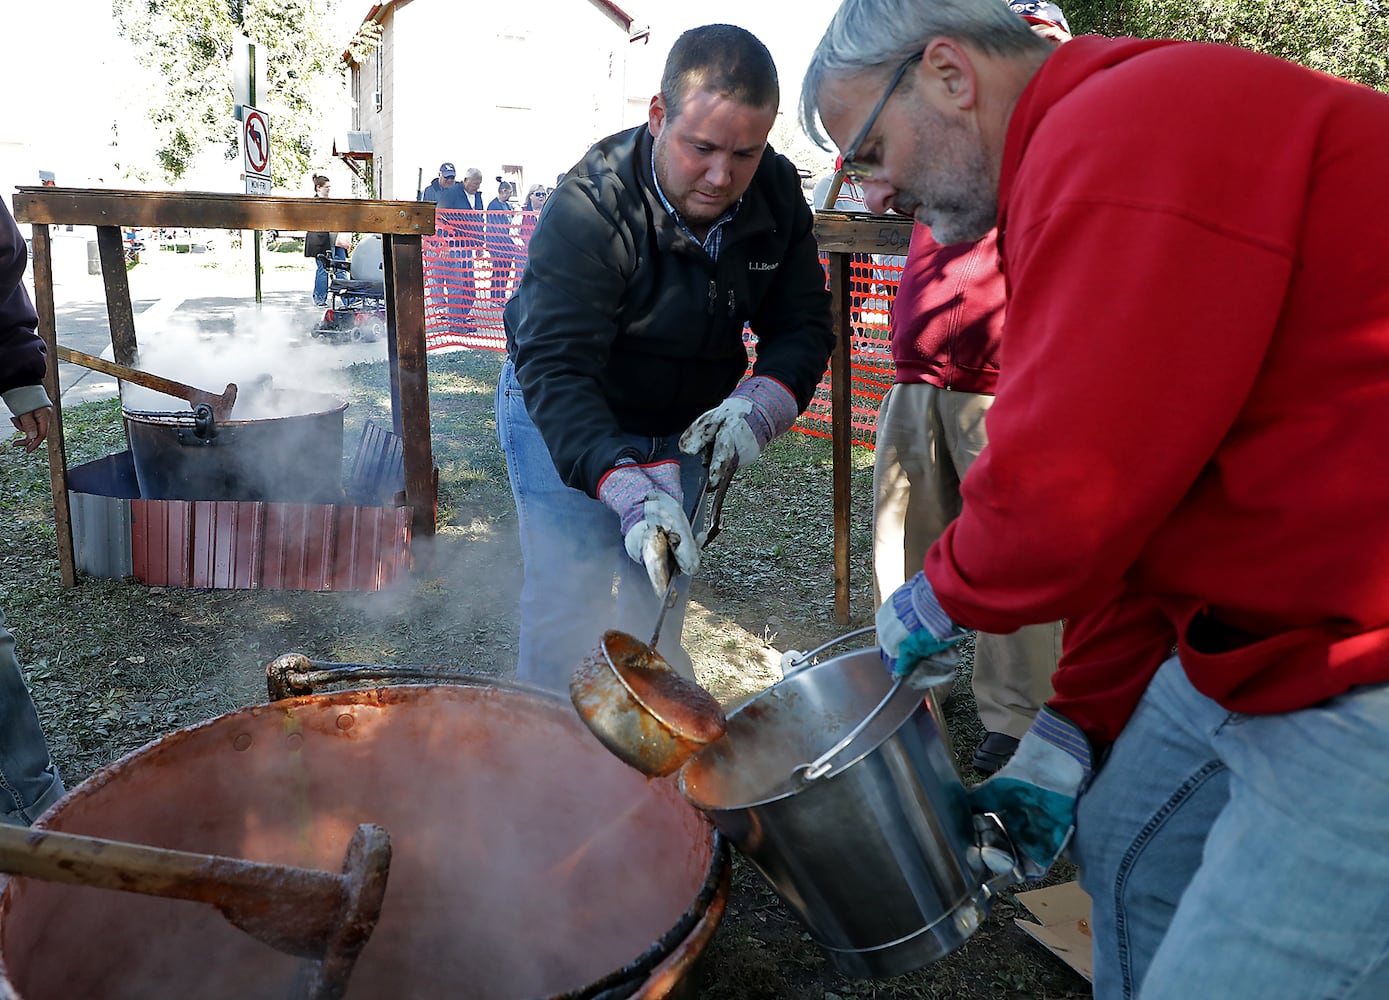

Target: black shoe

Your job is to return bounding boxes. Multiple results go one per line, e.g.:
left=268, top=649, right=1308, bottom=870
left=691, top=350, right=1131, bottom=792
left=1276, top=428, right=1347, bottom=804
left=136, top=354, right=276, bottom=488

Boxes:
left=972, top=732, right=1020, bottom=776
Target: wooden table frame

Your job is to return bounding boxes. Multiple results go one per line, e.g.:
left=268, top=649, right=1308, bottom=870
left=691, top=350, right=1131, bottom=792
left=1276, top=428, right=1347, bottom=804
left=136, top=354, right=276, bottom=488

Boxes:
left=13, top=186, right=438, bottom=587
left=811, top=210, right=914, bottom=624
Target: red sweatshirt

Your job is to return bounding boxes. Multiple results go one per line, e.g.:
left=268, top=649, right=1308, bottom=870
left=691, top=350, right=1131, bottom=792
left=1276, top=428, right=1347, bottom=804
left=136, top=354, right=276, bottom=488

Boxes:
left=925, top=37, right=1389, bottom=745
left=890, top=224, right=1005, bottom=393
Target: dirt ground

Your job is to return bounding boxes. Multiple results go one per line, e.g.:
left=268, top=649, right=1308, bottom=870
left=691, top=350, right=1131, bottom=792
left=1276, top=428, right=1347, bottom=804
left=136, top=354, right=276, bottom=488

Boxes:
left=1, top=347, right=1091, bottom=999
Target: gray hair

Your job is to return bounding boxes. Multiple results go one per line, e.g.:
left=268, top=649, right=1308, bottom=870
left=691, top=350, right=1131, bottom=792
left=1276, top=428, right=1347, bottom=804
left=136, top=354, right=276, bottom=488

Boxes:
left=800, top=0, right=1045, bottom=148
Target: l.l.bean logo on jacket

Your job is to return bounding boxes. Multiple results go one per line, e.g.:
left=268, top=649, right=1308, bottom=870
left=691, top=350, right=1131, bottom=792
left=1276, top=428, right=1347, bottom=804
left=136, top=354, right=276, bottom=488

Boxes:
left=748, top=261, right=779, bottom=271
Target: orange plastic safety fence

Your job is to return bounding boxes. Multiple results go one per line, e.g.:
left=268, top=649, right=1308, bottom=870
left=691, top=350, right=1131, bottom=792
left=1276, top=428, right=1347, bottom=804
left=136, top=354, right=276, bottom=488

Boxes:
left=422, top=209, right=531, bottom=351
left=421, top=210, right=901, bottom=448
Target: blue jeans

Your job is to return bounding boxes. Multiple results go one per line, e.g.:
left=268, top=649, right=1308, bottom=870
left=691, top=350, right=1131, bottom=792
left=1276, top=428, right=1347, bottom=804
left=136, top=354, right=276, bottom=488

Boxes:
left=495, top=360, right=708, bottom=693
left=0, top=608, right=64, bottom=825
left=1073, top=655, right=1389, bottom=999
left=313, top=245, right=347, bottom=306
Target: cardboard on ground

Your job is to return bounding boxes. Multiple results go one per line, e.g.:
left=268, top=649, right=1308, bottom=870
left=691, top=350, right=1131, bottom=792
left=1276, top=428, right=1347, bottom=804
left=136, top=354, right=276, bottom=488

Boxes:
left=1014, top=880, right=1094, bottom=982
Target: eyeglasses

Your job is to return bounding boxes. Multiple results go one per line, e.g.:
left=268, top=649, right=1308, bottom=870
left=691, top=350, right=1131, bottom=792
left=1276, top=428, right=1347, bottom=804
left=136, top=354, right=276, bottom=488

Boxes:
left=839, top=53, right=923, bottom=185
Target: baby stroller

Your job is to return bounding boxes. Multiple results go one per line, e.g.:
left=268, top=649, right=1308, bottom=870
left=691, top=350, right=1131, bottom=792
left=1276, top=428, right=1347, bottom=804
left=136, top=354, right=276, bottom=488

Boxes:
left=314, top=235, right=388, bottom=343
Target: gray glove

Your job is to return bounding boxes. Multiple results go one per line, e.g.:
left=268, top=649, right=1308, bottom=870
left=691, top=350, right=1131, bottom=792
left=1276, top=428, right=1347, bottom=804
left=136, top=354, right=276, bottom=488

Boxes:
left=679, top=375, right=799, bottom=487
left=597, top=459, right=699, bottom=594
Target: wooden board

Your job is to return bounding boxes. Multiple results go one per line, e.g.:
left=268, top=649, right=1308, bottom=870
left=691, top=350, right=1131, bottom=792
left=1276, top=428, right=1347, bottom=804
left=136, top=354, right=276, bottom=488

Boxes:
left=812, top=210, right=914, bottom=255
left=12, top=187, right=436, bottom=236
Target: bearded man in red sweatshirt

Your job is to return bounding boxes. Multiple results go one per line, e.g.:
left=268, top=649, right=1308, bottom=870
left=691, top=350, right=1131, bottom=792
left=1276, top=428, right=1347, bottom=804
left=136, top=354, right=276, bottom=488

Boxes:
left=871, top=1, right=1072, bottom=776
left=805, top=1, right=1389, bottom=997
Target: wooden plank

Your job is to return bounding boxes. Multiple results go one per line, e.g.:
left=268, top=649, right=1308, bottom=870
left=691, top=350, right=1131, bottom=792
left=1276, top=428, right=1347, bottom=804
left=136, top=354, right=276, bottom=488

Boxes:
left=31, top=227, right=77, bottom=587
left=828, top=252, right=854, bottom=626
left=12, top=187, right=437, bottom=236
left=813, top=210, right=914, bottom=255
left=383, top=238, right=404, bottom=437
left=387, top=234, right=437, bottom=537
left=95, top=226, right=139, bottom=366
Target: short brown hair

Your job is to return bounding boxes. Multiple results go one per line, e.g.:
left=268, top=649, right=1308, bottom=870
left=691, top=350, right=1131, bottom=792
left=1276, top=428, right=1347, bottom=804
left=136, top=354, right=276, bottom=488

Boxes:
left=660, top=24, right=779, bottom=122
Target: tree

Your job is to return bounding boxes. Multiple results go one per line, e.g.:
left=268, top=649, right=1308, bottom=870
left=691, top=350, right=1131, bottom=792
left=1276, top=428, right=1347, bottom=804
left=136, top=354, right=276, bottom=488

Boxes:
left=1062, top=0, right=1389, bottom=93
left=112, top=0, right=350, bottom=186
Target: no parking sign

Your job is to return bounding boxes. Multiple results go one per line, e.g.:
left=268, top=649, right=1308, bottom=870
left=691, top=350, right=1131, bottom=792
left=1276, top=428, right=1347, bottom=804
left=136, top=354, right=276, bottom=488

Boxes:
left=241, top=106, right=271, bottom=195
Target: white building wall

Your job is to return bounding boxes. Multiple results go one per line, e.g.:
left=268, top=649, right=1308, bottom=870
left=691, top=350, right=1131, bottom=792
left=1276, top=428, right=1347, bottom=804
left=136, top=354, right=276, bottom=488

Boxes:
left=348, top=0, right=652, bottom=202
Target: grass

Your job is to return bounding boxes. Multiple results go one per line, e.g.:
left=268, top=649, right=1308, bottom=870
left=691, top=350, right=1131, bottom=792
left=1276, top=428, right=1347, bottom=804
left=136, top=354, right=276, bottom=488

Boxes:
left=1, top=347, right=1091, bottom=998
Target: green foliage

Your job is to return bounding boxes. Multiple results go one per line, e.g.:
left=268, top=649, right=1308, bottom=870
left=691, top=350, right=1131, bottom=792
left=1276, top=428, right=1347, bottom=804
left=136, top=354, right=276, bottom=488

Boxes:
left=1063, top=0, right=1389, bottom=92
left=111, top=0, right=348, bottom=184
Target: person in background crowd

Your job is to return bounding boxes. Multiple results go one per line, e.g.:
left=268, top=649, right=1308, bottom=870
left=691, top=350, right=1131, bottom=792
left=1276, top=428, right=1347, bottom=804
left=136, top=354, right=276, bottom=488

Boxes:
left=454, top=168, right=486, bottom=331
left=499, top=24, right=834, bottom=693
left=420, top=163, right=481, bottom=333
left=519, top=185, right=548, bottom=248
left=487, top=181, right=515, bottom=218
left=459, top=168, right=485, bottom=211
left=304, top=173, right=343, bottom=307
left=869, top=0, right=1071, bottom=776
left=485, top=181, right=520, bottom=301
left=419, top=162, right=472, bottom=209
left=804, top=0, right=1389, bottom=996
left=0, top=198, right=67, bottom=825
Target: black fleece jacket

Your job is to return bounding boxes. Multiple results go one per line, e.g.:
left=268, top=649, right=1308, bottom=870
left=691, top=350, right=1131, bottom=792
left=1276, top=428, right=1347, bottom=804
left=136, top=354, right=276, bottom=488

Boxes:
left=503, top=124, right=833, bottom=497
left=0, top=203, right=45, bottom=399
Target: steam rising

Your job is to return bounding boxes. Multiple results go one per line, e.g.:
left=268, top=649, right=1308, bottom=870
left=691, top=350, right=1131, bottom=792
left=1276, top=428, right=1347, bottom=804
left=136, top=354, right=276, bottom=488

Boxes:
left=118, top=306, right=352, bottom=419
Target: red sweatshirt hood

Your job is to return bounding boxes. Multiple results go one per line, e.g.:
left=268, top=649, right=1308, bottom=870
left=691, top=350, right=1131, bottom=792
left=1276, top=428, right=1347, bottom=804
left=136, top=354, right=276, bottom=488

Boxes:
left=998, top=37, right=1183, bottom=232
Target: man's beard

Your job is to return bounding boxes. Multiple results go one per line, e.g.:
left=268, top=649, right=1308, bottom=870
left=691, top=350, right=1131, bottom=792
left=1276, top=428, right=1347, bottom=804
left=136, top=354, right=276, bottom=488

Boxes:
left=899, top=110, right=997, bottom=245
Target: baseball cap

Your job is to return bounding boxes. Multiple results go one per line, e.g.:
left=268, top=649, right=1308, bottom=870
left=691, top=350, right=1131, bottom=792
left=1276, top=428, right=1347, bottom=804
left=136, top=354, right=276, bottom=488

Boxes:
left=1008, top=0, right=1070, bottom=33
left=439, top=162, right=456, bottom=178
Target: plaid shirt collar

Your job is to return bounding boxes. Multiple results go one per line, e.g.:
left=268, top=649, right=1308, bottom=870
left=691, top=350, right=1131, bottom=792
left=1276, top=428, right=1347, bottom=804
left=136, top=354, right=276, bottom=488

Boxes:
left=651, top=147, right=740, bottom=261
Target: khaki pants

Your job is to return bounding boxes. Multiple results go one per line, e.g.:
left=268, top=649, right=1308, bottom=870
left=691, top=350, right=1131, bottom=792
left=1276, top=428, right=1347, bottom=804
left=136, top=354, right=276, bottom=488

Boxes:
left=871, top=383, right=1060, bottom=739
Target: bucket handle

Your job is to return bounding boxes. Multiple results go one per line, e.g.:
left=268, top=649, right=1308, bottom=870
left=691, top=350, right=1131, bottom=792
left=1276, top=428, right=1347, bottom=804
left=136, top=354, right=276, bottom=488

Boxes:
left=780, top=625, right=877, bottom=676
left=792, top=674, right=905, bottom=782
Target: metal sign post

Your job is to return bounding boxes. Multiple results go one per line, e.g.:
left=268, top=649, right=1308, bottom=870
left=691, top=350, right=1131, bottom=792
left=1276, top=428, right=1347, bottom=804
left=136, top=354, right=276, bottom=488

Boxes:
left=241, top=108, right=271, bottom=194
left=241, top=102, right=271, bottom=305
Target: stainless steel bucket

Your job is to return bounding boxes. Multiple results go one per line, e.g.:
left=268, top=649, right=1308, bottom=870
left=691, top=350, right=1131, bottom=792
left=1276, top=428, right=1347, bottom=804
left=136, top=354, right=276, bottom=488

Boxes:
left=679, top=630, right=997, bottom=979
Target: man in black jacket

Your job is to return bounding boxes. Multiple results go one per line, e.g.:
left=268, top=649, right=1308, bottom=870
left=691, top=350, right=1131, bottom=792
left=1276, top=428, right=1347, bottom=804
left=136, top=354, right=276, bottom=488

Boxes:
left=500, top=24, right=834, bottom=692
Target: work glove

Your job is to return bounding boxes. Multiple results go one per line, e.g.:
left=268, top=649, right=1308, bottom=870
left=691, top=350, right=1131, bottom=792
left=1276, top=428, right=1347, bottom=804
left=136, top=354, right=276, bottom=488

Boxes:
left=875, top=571, right=968, bottom=689
left=597, top=459, right=699, bottom=595
left=970, top=705, right=1093, bottom=880
left=679, top=376, right=799, bottom=488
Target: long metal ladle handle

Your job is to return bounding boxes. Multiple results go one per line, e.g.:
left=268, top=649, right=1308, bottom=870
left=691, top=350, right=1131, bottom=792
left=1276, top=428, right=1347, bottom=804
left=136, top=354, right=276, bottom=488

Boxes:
left=648, top=472, right=729, bottom=648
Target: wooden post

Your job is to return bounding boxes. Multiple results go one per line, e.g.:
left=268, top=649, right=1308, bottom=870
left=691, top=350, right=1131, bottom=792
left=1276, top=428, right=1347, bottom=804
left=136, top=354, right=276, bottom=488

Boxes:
left=96, top=225, right=139, bottom=366
left=29, top=227, right=77, bottom=587
left=387, top=233, right=436, bottom=538
left=828, top=253, right=853, bottom=626
left=811, top=211, right=915, bottom=625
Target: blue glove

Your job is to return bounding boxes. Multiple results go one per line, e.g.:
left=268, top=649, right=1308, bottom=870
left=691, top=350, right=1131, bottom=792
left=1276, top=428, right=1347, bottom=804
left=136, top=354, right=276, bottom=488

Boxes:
left=970, top=706, right=1093, bottom=879
left=679, top=376, right=799, bottom=487
left=597, top=459, right=699, bottom=594
left=875, top=571, right=968, bottom=686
